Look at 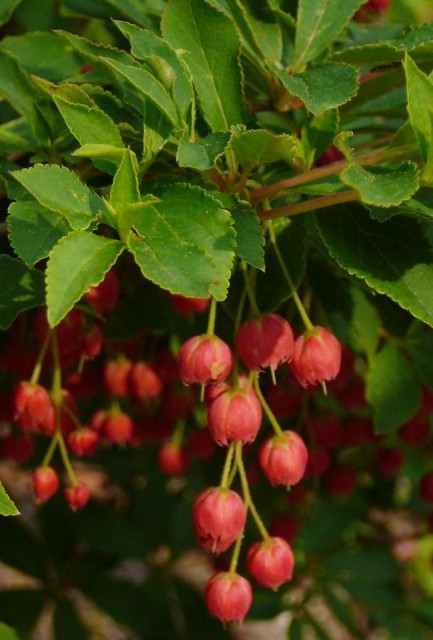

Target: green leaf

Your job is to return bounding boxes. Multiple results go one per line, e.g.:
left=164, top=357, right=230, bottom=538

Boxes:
left=0, top=50, right=47, bottom=120
left=366, top=343, right=421, bottom=433
left=332, top=42, right=402, bottom=66
left=368, top=189, right=433, bottom=223
left=0, top=255, right=45, bottom=330
left=162, top=0, right=244, bottom=132
left=114, top=20, right=194, bottom=127
left=110, top=149, right=140, bottom=213
left=103, top=59, right=179, bottom=126
left=277, top=64, right=359, bottom=115
left=8, top=200, right=72, bottom=267
left=404, top=54, right=433, bottom=182
left=0, top=622, right=20, bottom=640
left=256, top=218, right=306, bottom=311
left=340, top=162, right=419, bottom=207
left=128, top=183, right=235, bottom=300
left=12, top=164, right=106, bottom=230
left=1, top=32, right=83, bottom=81
left=0, top=0, right=23, bottom=26
left=212, top=193, right=265, bottom=270
left=46, top=231, right=124, bottom=326
left=177, top=132, right=231, bottom=170
left=324, top=547, right=400, bottom=583
left=52, top=84, right=123, bottom=160
left=316, top=206, right=433, bottom=327
left=72, top=143, right=126, bottom=167
left=0, top=481, right=19, bottom=516
left=230, top=129, right=300, bottom=168
left=62, top=0, right=154, bottom=26
left=292, top=0, right=365, bottom=72
left=348, top=286, right=381, bottom=358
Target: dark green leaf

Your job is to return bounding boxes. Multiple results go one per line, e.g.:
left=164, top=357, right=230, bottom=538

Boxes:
left=53, top=600, right=88, bottom=640
left=8, top=200, right=72, bottom=267
left=12, top=164, right=107, bottom=230
left=0, top=50, right=47, bottom=120
left=316, top=206, right=433, bottom=327
left=0, top=0, right=24, bottom=26
left=348, top=286, right=381, bottom=358
left=277, top=64, right=359, bottom=115
left=46, top=231, right=124, bottom=326
left=368, top=188, right=433, bottom=223
left=162, top=0, right=244, bottom=131
left=341, top=162, right=419, bottom=207
left=0, top=255, right=45, bottom=330
left=0, top=481, right=19, bottom=516
left=128, top=183, right=235, bottom=300
left=366, top=343, right=421, bottom=433
left=300, top=501, right=355, bottom=554
left=177, top=132, right=231, bottom=170
left=324, top=547, right=400, bottom=584
left=292, top=0, right=365, bottom=71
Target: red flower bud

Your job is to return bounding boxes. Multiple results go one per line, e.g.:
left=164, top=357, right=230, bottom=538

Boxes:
left=236, top=313, right=294, bottom=371
left=14, top=382, right=55, bottom=435
left=129, top=362, right=162, bottom=400
left=205, top=572, right=252, bottom=624
left=104, top=412, right=133, bottom=444
left=104, top=359, right=132, bottom=397
left=376, top=448, right=405, bottom=477
left=67, top=427, right=99, bottom=456
left=420, top=472, right=433, bottom=504
left=64, top=484, right=90, bottom=511
left=291, top=326, right=342, bottom=388
left=170, top=295, right=210, bottom=315
left=158, top=443, right=189, bottom=475
left=259, top=430, right=308, bottom=488
left=178, top=335, right=233, bottom=385
left=32, top=466, right=59, bottom=503
left=306, top=447, right=331, bottom=477
left=325, top=466, right=357, bottom=496
left=247, top=537, right=294, bottom=590
left=193, top=487, right=246, bottom=553
left=207, top=388, right=262, bottom=446
left=84, top=268, right=120, bottom=314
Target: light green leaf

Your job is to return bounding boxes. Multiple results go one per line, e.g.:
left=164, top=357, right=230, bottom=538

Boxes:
left=1, top=32, right=83, bottom=81
left=0, top=622, right=20, bottom=640
left=177, top=132, right=231, bottom=170
left=212, top=192, right=264, bottom=270
left=103, top=59, right=179, bottom=126
left=0, top=481, right=19, bottom=516
left=114, top=20, right=194, bottom=126
left=230, top=129, right=300, bottom=168
left=128, top=183, right=235, bottom=300
left=332, top=43, right=402, bottom=66
left=110, top=149, right=140, bottom=213
left=316, top=206, right=433, bottom=327
left=340, top=162, right=419, bottom=207
left=277, top=64, right=359, bottom=116
left=143, top=100, right=174, bottom=167
left=292, top=0, right=365, bottom=72
left=0, top=254, right=45, bottom=330
left=72, top=143, right=126, bottom=167
left=348, top=286, right=381, bottom=359
left=12, top=164, right=107, bottom=230
left=366, top=343, right=421, bottom=433
left=8, top=200, right=72, bottom=267
left=46, top=232, right=124, bottom=326
left=162, top=0, right=244, bottom=132
left=0, top=0, right=24, bottom=26
left=256, top=218, right=306, bottom=311
left=404, top=54, right=433, bottom=182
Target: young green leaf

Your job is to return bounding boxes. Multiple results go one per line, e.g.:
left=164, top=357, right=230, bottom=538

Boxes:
left=12, top=164, right=107, bottom=230
left=0, top=481, right=19, bottom=516
left=316, top=206, right=433, bottom=327
left=292, top=0, right=365, bottom=72
left=0, top=254, right=45, bottom=329
left=128, top=183, right=235, bottom=300
left=277, top=64, right=359, bottom=116
left=110, top=149, right=140, bottom=213
left=162, top=0, right=244, bottom=132
left=230, top=129, right=300, bottom=168
left=366, top=343, right=421, bottom=433
left=46, top=231, right=124, bottom=326
left=8, top=200, right=72, bottom=267
left=340, top=162, right=419, bottom=207
left=404, top=54, right=433, bottom=182
left=177, top=132, right=231, bottom=170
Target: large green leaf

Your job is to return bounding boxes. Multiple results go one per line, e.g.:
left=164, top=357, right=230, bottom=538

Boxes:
left=348, top=286, right=381, bottom=359
left=0, top=481, right=19, bottom=516
left=292, top=0, right=365, bottom=72
left=11, top=164, right=107, bottom=230
left=0, top=0, right=24, bottom=26
left=0, top=622, right=20, bottom=640
left=404, top=54, right=433, bottom=182
left=0, top=255, right=45, bottom=330
left=366, top=343, right=421, bottom=433
left=46, top=231, right=124, bottom=326
left=162, top=0, right=244, bottom=132
left=128, top=183, right=235, bottom=300
left=230, top=129, right=300, bottom=168
left=8, top=200, right=72, bottom=267
left=277, top=64, right=359, bottom=115
left=340, top=162, right=419, bottom=207
left=368, top=189, right=433, bottom=223
left=316, top=206, right=433, bottom=327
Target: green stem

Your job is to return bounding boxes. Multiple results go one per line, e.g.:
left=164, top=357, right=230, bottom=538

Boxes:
left=220, top=441, right=236, bottom=489
left=235, top=441, right=269, bottom=541
left=253, top=374, right=284, bottom=438
left=61, top=401, right=82, bottom=430
left=41, top=430, right=60, bottom=467
left=30, top=330, right=52, bottom=385
left=172, top=419, right=186, bottom=447
left=228, top=527, right=244, bottom=575
left=57, top=425, right=77, bottom=486
left=241, top=260, right=260, bottom=317
left=206, top=296, right=217, bottom=336
left=266, top=220, right=314, bottom=331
